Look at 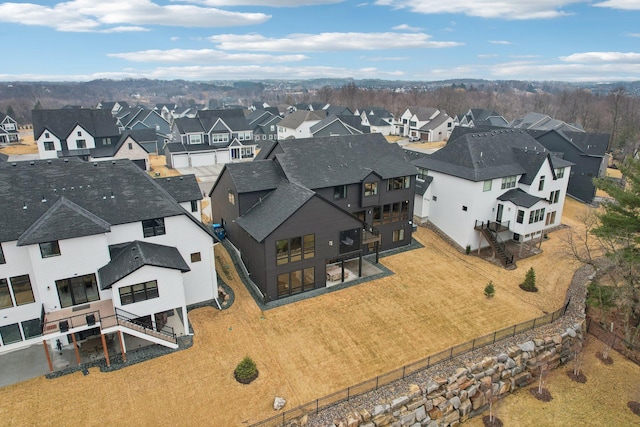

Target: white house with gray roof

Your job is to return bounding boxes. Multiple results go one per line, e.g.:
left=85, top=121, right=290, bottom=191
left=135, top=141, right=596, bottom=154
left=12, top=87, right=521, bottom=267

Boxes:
left=0, top=158, right=217, bottom=368
left=412, top=129, right=573, bottom=267
left=398, top=107, right=454, bottom=142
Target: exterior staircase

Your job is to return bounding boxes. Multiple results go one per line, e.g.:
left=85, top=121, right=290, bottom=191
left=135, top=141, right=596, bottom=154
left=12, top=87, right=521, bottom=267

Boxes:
left=479, top=224, right=515, bottom=268
left=101, top=308, right=178, bottom=349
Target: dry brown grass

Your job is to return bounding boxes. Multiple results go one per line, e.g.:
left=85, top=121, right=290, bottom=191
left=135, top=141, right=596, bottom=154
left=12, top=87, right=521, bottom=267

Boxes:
left=0, top=132, right=38, bottom=155
left=0, top=197, right=598, bottom=426
left=467, top=335, right=640, bottom=427
left=406, top=140, right=447, bottom=150
left=148, top=154, right=181, bottom=177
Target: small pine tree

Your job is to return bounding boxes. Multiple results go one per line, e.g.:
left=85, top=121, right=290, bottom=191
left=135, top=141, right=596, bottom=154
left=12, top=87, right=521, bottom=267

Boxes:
left=234, top=356, right=259, bottom=384
left=520, top=267, right=538, bottom=292
left=484, top=281, right=495, bottom=298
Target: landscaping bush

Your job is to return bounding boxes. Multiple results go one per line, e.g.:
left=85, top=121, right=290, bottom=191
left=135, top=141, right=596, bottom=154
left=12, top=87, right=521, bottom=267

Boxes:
left=466, top=244, right=471, bottom=255
left=234, top=356, right=259, bottom=384
left=519, top=267, right=538, bottom=292
left=484, top=281, right=495, bottom=298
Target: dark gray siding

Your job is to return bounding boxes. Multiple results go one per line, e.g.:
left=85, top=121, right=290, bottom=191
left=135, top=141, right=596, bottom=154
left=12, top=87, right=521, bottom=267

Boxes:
left=209, top=168, right=241, bottom=236
left=313, top=121, right=350, bottom=137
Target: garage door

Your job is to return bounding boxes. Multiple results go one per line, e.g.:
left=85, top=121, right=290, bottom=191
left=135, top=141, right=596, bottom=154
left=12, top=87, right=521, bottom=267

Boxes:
left=216, top=151, right=230, bottom=164
left=191, top=152, right=216, bottom=167
left=172, top=154, right=189, bottom=168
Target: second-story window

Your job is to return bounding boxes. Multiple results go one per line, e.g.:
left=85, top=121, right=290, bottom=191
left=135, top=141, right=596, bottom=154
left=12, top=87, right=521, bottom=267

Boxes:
left=39, top=241, right=61, bottom=258
left=387, top=177, right=410, bottom=191
left=364, top=182, right=378, bottom=196
left=483, top=180, right=492, bottom=192
left=142, top=218, right=166, bottom=237
left=538, top=175, right=545, bottom=191
left=416, top=168, right=428, bottom=182
left=555, top=167, right=565, bottom=178
left=501, top=176, right=517, bottom=189
left=227, top=189, right=235, bottom=205
left=333, top=185, right=347, bottom=200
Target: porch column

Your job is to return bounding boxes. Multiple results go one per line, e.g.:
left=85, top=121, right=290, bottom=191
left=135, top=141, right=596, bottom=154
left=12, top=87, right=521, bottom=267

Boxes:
left=100, top=333, right=110, bottom=367
left=182, top=306, right=190, bottom=336
left=375, top=241, right=379, bottom=264
left=341, top=258, right=345, bottom=283
left=43, top=340, right=53, bottom=372
left=358, top=254, right=362, bottom=278
left=70, top=333, right=81, bottom=365
left=118, top=331, right=127, bottom=363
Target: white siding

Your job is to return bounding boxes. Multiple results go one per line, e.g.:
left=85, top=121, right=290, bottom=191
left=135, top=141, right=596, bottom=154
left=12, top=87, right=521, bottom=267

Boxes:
left=36, top=132, right=62, bottom=160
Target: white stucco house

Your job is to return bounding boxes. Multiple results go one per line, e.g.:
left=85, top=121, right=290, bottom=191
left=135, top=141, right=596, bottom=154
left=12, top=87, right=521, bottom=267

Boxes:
left=0, top=158, right=217, bottom=370
left=398, top=107, right=454, bottom=142
left=411, top=129, right=573, bottom=267
left=277, top=110, right=325, bottom=140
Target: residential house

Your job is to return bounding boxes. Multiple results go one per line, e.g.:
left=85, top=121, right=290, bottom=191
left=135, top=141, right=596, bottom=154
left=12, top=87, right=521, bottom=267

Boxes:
left=398, top=107, right=454, bottom=142
left=412, top=129, right=572, bottom=267
left=33, top=109, right=121, bottom=160
left=166, top=108, right=256, bottom=168
left=277, top=110, right=326, bottom=140
left=0, top=114, right=19, bottom=144
left=246, top=107, right=281, bottom=146
left=0, top=158, right=217, bottom=365
left=154, top=174, right=203, bottom=220
left=115, top=107, right=171, bottom=139
left=357, top=107, right=396, bottom=136
left=209, top=133, right=417, bottom=302
left=96, top=101, right=129, bottom=116
left=310, top=115, right=365, bottom=137
left=510, top=112, right=584, bottom=133
left=89, top=130, right=152, bottom=170
left=454, top=109, right=509, bottom=128
left=527, top=129, right=610, bottom=203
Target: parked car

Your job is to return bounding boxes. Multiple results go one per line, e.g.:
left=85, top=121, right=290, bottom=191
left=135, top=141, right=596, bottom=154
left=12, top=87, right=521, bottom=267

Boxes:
left=409, top=136, right=420, bottom=142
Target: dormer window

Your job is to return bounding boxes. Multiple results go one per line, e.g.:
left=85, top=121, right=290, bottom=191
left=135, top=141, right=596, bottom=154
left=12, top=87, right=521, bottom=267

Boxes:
left=364, top=182, right=378, bottom=196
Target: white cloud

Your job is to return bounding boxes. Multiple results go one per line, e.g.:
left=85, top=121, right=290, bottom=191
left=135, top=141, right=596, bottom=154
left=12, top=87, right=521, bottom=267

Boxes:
left=209, top=32, right=462, bottom=51
left=101, top=26, right=149, bottom=33
left=627, top=33, right=640, bottom=37
left=0, top=0, right=270, bottom=32
left=392, top=24, right=423, bottom=32
left=374, top=0, right=583, bottom=20
left=182, top=0, right=345, bottom=6
left=489, top=40, right=512, bottom=45
left=108, top=48, right=308, bottom=63
left=593, top=0, right=640, bottom=10
left=490, top=60, right=640, bottom=81
left=560, top=52, right=640, bottom=63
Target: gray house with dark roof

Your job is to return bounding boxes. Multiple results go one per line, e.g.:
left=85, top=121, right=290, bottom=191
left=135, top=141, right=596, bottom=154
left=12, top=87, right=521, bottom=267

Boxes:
left=0, top=158, right=217, bottom=364
left=412, top=129, right=573, bottom=267
left=209, top=133, right=417, bottom=302
left=166, top=108, right=256, bottom=168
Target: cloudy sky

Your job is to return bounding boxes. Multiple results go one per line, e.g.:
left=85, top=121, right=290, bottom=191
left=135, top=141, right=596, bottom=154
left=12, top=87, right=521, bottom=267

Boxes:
left=0, top=0, right=639, bottom=82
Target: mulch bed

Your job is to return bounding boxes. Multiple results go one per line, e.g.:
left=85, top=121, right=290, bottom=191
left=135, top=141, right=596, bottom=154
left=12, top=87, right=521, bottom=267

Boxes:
left=519, top=284, right=538, bottom=292
left=529, top=387, right=553, bottom=402
left=482, top=415, right=504, bottom=427
left=596, top=351, right=614, bottom=365
left=566, top=369, right=587, bottom=383
left=234, top=370, right=259, bottom=384
left=628, top=401, right=640, bottom=417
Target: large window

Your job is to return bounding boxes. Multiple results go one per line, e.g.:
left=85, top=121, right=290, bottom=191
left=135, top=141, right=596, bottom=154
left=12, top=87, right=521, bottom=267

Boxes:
left=392, top=228, right=405, bottom=242
left=119, top=281, right=159, bottom=305
left=44, top=141, right=55, bottom=151
left=364, top=182, right=378, bottom=196
left=0, top=278, right=13, bottom=309
left=142, top=218, right=165, bottom=237
left=55, top=274, right=99, bottom=308
left=39, top=241, right=60, bottom=258
left=188, top=134, right=202, bottom=144
left=0, top=323, right=21, bottom=345
left=277, top=267, right=315, bottom=298
left=387, top=176, right=410, bottom=191
left=555, top=167, right=565, bottom=178
left=333, top=185, right=347, bottom=200
left=22, top=319, right=42, bottom=339
left=516, top=209, right=525, bottom=224
left=501, top=175, right=517, bottom=189
left=276, top=234, right=315, bottom=265
left=211, top=133, right=229, bottom=143
left=10, top=275, right=35, bottom=306
left=549, top=190, right=560, bottom=204
left=483, top=180, right=492, bottom=192
left=529, top=208, right=546, bottom=224
left=76, top=140, right=86, bottom=149
left=538, top=175, right=546, bottom=191
left=228, top=189, right=235, bottom=205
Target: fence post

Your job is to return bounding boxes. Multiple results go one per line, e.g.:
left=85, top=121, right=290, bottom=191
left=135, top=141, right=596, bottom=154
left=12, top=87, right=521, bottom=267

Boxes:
left=472, top=338, right=476, bottom=350
left=532, top=318, right=536, bottom=329
left=402, top=366, right=406, bottom=379
left=375, top=376, right=379, bottom=390
left=493, top=331, right=497, bottom=344
left=316, top=399, right=319, bottom=414
left=513, top=325, right=517, bottom=337
left=427, top=356, right=430, bottom=368
left=450, top=347, right=453, bottom=359
left=347, top=387, right=350, bottom=401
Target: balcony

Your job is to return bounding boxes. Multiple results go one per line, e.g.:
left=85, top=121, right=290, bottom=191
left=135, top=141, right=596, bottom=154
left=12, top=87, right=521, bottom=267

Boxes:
left=42, top=300, right=115, bottom=337
left=474, top=220, right=510, bottom=233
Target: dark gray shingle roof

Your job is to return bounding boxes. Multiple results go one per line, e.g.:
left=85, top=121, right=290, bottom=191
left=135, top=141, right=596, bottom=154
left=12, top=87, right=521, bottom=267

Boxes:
left=235, top=180, right=315, bottom=242
left=154, top=174, right=202, bottom=203
left=276, top=133, right=418, bottom=189
left=224, top=160, right=283, bottom=193
left=98, top=240, right=190, bottom=289
left=32, top=109, right=120, bottom=140
left=497, top=188, right=545, bottom=208
left=0, top=158, right=187, bottom=243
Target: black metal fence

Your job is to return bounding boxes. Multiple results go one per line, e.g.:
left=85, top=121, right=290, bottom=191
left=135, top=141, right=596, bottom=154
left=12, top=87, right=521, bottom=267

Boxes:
left=586, top=317, right=640, bottom=364
left=249, top=299, right=571, bottom=427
